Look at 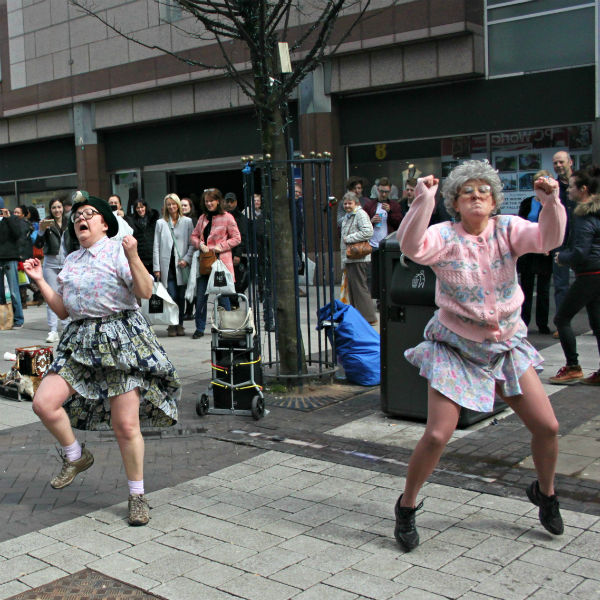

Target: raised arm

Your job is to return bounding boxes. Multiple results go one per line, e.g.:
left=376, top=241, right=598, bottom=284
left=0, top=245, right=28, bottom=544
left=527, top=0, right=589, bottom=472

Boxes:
left=23, top=258, right=68, bottom=319
left=122, top=236, right=153, bottom=299
left=397, top=175, right=443, bottom=264
left=509, top=177, right=567, bottom=257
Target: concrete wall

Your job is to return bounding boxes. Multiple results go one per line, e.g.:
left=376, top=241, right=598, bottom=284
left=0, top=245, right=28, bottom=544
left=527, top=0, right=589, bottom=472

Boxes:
left=0, top=0, right=484, bottom=145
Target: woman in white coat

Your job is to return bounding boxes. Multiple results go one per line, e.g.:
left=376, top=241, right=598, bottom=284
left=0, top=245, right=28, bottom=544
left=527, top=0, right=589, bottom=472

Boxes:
left=153, top=194, right=194, bottom=336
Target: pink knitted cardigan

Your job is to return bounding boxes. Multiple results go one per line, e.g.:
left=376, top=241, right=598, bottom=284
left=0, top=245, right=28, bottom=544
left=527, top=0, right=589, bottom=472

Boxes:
left=397, top=181, right=566, bottom=342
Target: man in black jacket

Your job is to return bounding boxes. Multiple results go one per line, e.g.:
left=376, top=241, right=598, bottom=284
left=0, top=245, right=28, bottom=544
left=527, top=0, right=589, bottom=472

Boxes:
left=0, top=198, right=25, bottom=327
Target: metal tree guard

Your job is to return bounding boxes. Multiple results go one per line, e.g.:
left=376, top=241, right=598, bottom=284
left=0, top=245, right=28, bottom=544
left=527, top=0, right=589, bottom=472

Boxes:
left=240, top=150, right=338, bottom=385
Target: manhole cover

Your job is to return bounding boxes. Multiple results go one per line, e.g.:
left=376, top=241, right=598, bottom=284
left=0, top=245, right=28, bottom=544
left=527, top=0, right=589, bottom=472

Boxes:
left=9, top=568, right=163, bottom=599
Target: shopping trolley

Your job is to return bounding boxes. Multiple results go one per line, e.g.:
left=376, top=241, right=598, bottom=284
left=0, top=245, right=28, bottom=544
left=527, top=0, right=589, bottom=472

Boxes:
left=196, top=294, right=265, bottom=420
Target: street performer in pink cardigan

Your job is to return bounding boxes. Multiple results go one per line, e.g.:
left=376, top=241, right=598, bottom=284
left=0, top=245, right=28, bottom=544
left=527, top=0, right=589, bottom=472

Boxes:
left=393, top=160, right=567, bottom=552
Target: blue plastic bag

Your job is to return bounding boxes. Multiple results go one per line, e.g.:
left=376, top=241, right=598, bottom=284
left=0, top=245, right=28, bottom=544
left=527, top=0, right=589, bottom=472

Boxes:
left=317, top=300, right=380, bottom=386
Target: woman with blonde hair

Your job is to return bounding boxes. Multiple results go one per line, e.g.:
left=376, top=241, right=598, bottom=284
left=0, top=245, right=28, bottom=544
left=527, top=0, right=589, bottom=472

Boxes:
left=153, top=193, right=194, bottom=336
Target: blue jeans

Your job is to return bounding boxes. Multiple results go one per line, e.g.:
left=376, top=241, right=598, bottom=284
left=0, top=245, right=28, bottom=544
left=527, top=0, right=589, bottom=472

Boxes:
left=194, top=275, right=231, bottom=333
left=166, top=278, right=186, bottom=326
left=0, top=261, right=24, bottom=326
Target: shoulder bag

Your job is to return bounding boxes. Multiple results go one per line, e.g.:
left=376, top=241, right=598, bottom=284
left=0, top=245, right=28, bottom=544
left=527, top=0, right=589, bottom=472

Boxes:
left=199, top=251, right=216, bottom=275
left=346, top=241, right=372, bottom=259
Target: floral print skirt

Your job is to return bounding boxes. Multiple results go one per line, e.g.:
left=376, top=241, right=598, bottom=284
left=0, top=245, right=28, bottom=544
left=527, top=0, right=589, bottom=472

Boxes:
left=48, top=310, right=180, bottom=431
left=404, top=312, right=543, bottom=413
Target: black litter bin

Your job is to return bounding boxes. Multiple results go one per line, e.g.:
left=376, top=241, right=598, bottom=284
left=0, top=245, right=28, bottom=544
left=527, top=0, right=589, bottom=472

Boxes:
left=379, top=235, right=507, bottom=428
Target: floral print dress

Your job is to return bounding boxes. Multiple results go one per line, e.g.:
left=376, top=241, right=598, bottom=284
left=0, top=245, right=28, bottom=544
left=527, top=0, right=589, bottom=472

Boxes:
left=49, top=237, right=180, bottom=430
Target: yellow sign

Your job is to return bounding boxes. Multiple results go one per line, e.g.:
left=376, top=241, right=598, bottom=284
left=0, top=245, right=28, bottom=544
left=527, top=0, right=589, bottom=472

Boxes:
left=375, top=144, right=387, bottom=160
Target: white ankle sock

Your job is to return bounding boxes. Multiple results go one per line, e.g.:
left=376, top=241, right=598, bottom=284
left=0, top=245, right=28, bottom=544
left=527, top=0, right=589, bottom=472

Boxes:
left=128, top=480, right=144, bottom=495
left=63, top=440, right=82, bottom=462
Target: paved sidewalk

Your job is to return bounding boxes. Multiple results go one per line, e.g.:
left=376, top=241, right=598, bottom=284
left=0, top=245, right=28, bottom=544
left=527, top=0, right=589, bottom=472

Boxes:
left=1, top=304, right=599, bottom=599
left=1, top=450, right=599, bottom=600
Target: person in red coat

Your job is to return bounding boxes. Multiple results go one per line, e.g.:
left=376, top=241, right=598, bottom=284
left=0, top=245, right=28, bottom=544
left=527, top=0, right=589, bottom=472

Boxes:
left=190, top=188, right=241, bottom=339
left=362, top=177, right=403, bottom=250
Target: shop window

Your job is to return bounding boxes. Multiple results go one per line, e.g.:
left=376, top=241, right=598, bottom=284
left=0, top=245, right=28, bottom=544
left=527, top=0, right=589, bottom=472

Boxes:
left=112, top=170, right=141, bottom=216
left=487, top=3, right=595, bottom=76
left=348, top=123, right=592, bottom=216
left=160, top=0, right=183, bottom=23
left=0, top=175, right=76, bottom=218
left=489, top=124, right=592, bottom=214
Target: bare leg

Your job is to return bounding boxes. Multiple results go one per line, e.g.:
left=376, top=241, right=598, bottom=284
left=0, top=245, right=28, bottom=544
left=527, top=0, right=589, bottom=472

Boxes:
left=110, top=389, right=144, bottom=482
left=400, top=385, right=461, bottom=507
left=499, top=366, right=559, bottom=496
left=32, top=373, right=77, bottom=446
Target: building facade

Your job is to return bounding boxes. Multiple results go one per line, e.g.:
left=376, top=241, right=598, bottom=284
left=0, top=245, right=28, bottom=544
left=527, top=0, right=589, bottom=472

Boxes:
left=0, top=0, right=597, bottom=216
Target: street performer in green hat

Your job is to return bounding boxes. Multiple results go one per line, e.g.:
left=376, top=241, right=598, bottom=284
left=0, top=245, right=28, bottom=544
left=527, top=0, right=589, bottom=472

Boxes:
left=24, top=191, right=180, bottom=526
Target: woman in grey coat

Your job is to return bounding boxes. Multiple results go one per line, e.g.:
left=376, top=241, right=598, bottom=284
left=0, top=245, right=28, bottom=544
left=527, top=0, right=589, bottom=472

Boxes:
left=153, top=193, right=194, bottom=336
left=340, top=191, right=376, bottom=324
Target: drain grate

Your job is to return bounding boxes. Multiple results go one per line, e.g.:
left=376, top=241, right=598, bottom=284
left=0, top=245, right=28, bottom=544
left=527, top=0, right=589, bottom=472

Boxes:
left=8, top=568, right=163, bottom=599
left=267, top=383, right=375, bottom=412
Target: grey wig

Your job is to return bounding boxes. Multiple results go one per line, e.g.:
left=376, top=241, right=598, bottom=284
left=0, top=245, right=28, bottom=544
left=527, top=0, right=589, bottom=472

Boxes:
left=442, top=160, right=504, bottom=220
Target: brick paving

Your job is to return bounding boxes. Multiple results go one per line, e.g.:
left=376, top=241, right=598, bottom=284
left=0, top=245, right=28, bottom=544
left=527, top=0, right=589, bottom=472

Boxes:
left=1, top=451, right=598, bottom=600
left=0, top=304, right=598, bottom=598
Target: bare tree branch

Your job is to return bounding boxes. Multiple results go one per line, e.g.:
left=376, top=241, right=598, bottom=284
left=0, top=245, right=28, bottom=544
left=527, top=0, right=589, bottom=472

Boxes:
left=71, top=0, right=224, bottom=70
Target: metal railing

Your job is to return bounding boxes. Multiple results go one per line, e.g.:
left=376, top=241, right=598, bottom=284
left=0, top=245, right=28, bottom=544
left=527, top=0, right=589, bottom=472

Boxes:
left=239, top=150, right=338, bottom=384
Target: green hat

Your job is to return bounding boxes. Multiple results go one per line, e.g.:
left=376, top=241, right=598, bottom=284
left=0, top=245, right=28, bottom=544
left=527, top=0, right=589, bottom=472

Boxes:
left=68, top=190, right=119, bottom=239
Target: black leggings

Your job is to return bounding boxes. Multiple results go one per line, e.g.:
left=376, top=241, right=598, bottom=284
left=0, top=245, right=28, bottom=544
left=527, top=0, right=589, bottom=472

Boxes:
left=553, top=273, right=600, bottom=366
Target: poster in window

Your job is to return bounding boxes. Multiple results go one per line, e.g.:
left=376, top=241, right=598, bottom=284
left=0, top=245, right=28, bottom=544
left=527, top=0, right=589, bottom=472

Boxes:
left=518, top=172, right=536, bottom=191
left=518, top=153, right=541, bottom=171
left=500, top=173, right=517, bottom=191
left=495, top=155, right=517, bottom=172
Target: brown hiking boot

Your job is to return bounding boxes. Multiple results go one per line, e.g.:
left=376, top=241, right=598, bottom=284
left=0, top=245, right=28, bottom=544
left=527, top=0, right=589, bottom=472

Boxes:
left=50, top=444, right=94, bottom=489
left=548, top=365, right=583, bottom=385
left=167, top=325, right=177, bottom=337
left=128, top=494, right=150, bottom=526
left=581, top=369, right=600, bottom=386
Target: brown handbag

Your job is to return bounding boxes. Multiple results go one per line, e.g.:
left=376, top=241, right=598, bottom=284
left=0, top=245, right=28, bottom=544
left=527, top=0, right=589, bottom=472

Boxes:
left=199, top=250, right=217, bottom=275
left=346, top=241, right=372, bottom=260
left=0, top=303, right=13, bottom=330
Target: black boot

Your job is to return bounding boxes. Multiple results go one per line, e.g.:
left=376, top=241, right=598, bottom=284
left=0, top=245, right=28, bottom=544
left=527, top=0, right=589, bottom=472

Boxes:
left=394, top=494, right=423, bottom=551
left=526, top=481, right=564, bottom=535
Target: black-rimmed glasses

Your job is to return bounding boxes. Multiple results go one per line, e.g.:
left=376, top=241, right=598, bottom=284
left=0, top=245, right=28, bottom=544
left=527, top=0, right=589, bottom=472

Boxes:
left=71, top=208, right=101, bottom=223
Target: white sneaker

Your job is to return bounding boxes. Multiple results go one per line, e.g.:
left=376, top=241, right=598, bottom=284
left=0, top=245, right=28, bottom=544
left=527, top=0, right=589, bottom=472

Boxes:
left=46, top=331, right=59, bottom=343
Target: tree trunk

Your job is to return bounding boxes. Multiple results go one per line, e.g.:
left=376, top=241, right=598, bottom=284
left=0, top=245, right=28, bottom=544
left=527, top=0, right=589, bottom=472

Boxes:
left=261, top=105, right=307, bottom=376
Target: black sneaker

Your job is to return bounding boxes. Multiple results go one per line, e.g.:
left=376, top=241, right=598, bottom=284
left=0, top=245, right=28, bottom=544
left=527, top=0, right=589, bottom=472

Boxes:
left=192, top=331, right=204, bottom=339
left=394, top=494, right=423, bottom=551
left=526, top=481, right=564, bottom=535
